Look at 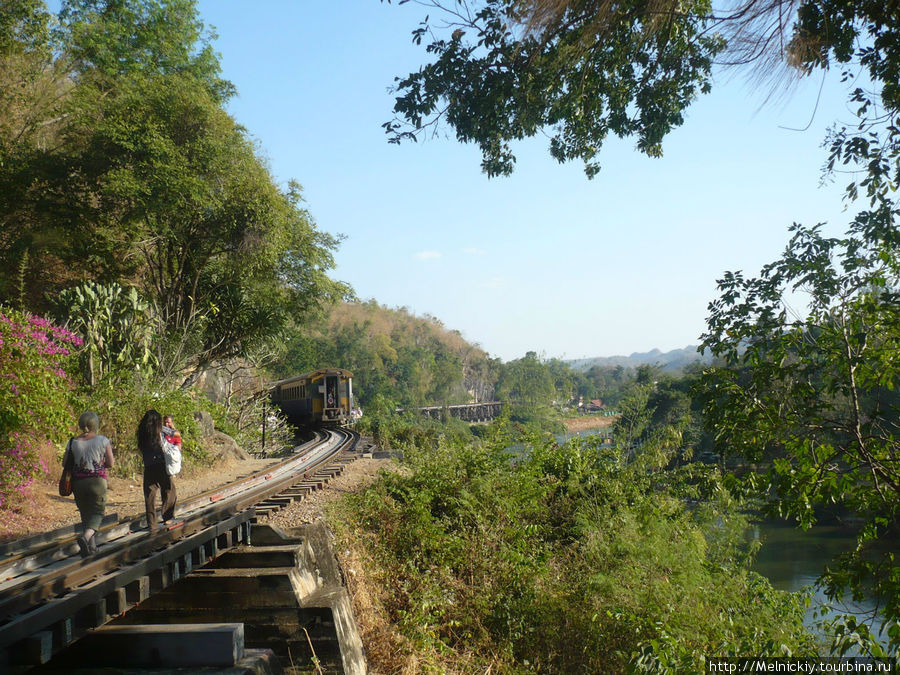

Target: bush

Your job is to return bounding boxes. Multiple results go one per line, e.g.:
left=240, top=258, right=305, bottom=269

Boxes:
left=0, top=308, right=79, bottom=508
left=75, top=374, right=212, bottom=478
left=330, top=422, right=817, bottom=673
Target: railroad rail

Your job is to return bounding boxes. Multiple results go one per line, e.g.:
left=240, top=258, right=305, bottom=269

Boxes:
left=0, top=428, right=358, bottom=671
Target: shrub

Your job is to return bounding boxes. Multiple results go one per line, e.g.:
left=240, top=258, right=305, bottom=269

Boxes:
left=330, top=422, right=817, bottom=673
left=56, top=281, right=155, bottom=386
left=0, top=307, right=80, bottom=507
left=76, top=374, right=211, bottom=478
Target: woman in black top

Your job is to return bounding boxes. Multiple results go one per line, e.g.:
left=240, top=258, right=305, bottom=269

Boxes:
left=137, top=409, right=177, bottom=533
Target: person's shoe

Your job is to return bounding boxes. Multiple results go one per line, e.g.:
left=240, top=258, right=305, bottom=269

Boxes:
left=76, top=535, right=90, bottom=559
left=87, top=534, right=98, bottom=555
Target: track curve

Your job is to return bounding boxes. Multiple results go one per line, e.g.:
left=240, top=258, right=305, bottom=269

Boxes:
left=0, top=428, right=358, bottom=670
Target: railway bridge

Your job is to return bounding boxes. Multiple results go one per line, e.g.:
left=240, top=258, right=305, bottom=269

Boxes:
left=0, top=429, right=365, bottom=673
left=398, top=401, right=503, bottom=422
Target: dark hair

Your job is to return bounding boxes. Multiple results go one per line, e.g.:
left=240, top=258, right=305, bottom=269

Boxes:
left=137, top=409, right=163, bottom=453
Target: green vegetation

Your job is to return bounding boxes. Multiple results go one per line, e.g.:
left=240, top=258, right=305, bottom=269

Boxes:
left=1, top=0, right=347, bottom=383
left=331, top=398, right=814, bottom=673
left=698, top=222, right=900, bottom=655
left=386, top=0, right=898, bottom=185
left=2, top=0, right=897, bottom=664
left=273, top=301, right=646, bottom=416
left=0, top=0, right=333, bottom=518
left=273, top=300, right=498, bottom=409
left=0, top=308, right=79, bottom=507
left=387, top=0, right=900, bottom=657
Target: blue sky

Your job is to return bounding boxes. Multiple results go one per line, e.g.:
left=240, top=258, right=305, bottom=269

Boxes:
left=188, top=3, right=856, bottom=360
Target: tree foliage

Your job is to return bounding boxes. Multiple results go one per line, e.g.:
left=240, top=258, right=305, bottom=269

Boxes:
left=698, top=220, right=900, bottom=652
left=385, top=0, right=900, bottom=179
left=0, top=0, right=347, bottom=383
left=57, top=281, right=155, bottom=386
left=332, top=405, right=814, bottom=672
left=497, top=350, right=555, bottom=407
left=383, top=0, right=722, bottom=177
left=388, top=0, right=900, bottom=654
left=273, top=300, right=497, bottom=408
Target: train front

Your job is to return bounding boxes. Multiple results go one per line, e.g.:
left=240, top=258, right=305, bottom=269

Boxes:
left=270, top=368, right=354, bottom=427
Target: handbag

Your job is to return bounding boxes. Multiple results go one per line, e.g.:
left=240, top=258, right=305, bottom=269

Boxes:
left=58, top=439, right=74, bottom=497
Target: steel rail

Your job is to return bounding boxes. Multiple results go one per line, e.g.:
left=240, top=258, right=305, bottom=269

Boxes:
left=0, top=427, right=358, bottom=671
left=0, top=429, right=357, bottom=642
left=0, top=431, right=326, bottom=582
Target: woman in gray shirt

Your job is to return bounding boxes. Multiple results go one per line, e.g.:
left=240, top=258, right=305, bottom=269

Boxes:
left=63, top=411, right=114, bottom=557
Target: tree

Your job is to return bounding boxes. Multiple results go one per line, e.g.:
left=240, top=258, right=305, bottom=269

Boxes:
left=384, top=0, right=722, bottom=177
left=390, top=0, right=900, bottom=653
left=497, top=351, right=555, bottom=408
left=385, top=0, right=900, bottom=182
left=57, top=281, right=155, bottom=386
left=698, top=220, right=900, bottom=654
left=0, top=0, right=349, bottom=383
left=58, top=0, right=232, bottom=100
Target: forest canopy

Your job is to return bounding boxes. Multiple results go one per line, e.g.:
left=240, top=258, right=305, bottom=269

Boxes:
left=0, top=0, right=349, bottom=384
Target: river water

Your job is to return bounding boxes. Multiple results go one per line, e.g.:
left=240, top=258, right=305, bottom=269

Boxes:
left=751, top=519, right=891, bottom=652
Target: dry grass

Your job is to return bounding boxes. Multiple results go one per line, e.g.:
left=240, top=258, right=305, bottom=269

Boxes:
left=561, top=414, right=617, bottom=432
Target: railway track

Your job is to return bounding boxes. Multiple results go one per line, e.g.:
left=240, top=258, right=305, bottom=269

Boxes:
left=0, top=427, right=358, bottom=671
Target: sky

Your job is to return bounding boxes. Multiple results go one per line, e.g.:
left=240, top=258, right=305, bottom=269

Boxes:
left=188, top=2, right=857, bottom=362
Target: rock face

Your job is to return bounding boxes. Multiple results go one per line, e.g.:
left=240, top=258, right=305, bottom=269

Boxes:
left=193, top=410, right=217, bottom=437
left=192, top=361, right=264, bottom=405
left=210, top=430, right=251, bottom=461
left=192, top=410, right=250, bottom=461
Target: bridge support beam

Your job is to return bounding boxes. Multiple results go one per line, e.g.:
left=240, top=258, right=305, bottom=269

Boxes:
left=52, top=623, right=245, bottom=668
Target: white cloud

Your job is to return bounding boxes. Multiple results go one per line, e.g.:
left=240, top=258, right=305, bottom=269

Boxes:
left=414, top=250, right=442, bottom=260
left=462, top=247, right=486, bottom=256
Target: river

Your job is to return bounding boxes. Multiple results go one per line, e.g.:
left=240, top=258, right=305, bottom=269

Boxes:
left=752, top=519, right=891, bottom=652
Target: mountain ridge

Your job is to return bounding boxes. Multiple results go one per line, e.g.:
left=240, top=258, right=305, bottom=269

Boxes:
left=566, top=345, right=712, bottom=372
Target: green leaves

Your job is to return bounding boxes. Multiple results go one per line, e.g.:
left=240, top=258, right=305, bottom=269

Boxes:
left=698, top=220, right=900, bottom=649
left=385, top=0, right=723, bottom=177
left=1, top=1, right=347, bottom=383
left=332, top=416, right=815, bottom=672
left=57, top=281, right=155, bottom=386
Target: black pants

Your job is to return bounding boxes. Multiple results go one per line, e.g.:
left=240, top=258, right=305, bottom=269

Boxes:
left=143, top=463, right=176, bottom=529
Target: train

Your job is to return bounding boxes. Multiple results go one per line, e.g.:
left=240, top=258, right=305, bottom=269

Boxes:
left=270, top=368, right=354, bottom=426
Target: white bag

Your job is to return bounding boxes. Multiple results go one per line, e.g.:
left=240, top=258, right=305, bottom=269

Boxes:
left=161, top=433, right=182, bottom=476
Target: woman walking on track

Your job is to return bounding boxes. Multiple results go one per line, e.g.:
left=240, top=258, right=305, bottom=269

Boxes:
left=137, top=409, right=177, bottom=533
left=64, top=411, right=115, bottom=557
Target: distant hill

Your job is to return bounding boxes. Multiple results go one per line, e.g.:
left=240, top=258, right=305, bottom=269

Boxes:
left=566, top=346, right=712, bottom=373
left=271, top=300, right=497, bottom=406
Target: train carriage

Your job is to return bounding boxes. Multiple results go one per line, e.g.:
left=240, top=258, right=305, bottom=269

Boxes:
left=271, top=368, right=353, bottom=426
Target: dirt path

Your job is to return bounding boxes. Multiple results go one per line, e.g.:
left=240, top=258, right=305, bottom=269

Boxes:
left=1, top=456, right=279, bottom=542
